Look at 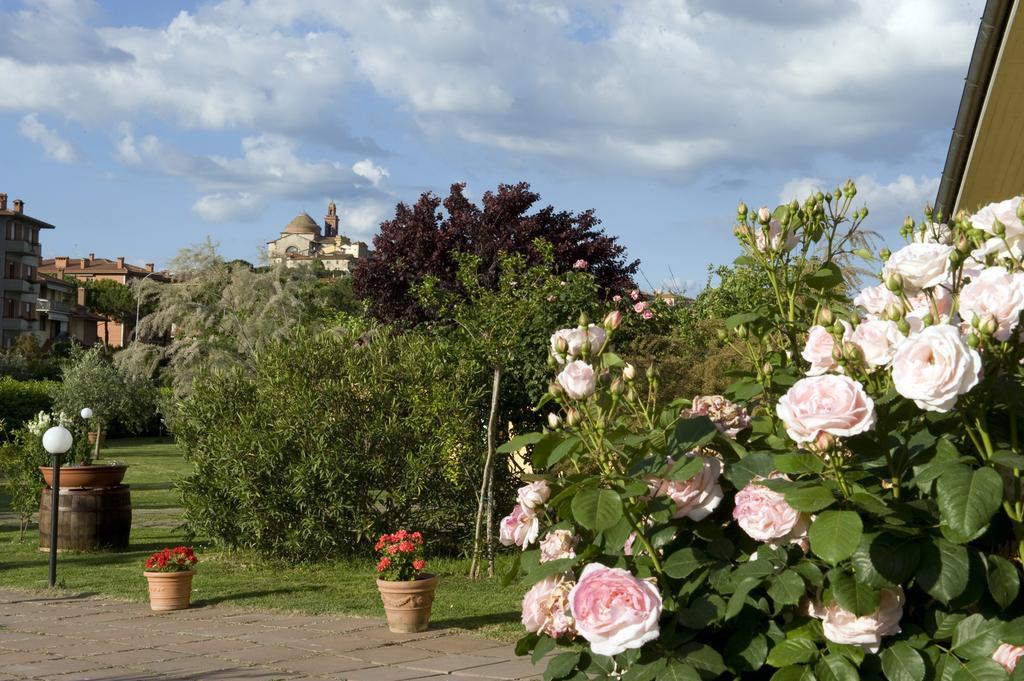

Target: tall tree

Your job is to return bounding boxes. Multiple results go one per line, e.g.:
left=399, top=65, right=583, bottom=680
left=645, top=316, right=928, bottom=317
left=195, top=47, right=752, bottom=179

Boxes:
left=82, top=279, right=136, bottom=345
left=354, top=182, right=638, bottom=325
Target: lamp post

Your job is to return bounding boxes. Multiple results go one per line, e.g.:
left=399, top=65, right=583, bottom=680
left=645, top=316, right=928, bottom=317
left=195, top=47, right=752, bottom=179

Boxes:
left=81, top=407, right=96, bottom=462
left=133, top=271, right=157, bottom=343
left=42, top=426, right=73, bottom=588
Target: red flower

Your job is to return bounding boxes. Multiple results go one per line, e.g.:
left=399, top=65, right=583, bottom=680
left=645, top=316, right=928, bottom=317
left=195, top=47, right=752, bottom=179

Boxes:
left=376, top=557, right=391, bottom=572
left=397, top=541, right=415, bottom=554
left=412, top=559, right=425, bottom=571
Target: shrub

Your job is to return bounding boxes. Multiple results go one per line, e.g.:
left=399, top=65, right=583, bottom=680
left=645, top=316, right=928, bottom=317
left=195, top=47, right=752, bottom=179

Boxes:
left=175, top=324, right=492, bottom=562
left=0, top=377, right=56, bottom=434
left=502, top=186, right=1024, bottom=681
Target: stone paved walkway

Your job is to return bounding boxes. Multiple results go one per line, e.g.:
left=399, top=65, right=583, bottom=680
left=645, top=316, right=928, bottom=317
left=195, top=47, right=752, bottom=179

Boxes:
left=0, top=590, right=540, bottom=681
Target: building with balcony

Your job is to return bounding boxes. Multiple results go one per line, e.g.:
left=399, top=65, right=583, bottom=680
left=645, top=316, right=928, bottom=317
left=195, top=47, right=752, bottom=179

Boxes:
left=1, top=193, right=52, bottom=348
left=266, top=201, right=370, bottom=274
left=34, top=274, right=101, bottom=346
left=38, top=254, right=168, bottom=347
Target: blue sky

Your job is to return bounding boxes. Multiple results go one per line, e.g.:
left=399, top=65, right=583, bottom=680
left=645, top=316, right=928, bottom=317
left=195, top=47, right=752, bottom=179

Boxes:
left=0, top=0, right=983, bottom=293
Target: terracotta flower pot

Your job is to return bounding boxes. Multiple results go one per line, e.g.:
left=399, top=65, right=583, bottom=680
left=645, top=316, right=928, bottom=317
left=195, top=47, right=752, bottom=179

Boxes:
left=87, top=431, right=105, bottom=447
left=376, top=573, right=438, bottom=633
left=144, top=570, right=194, bottom=611
left=39, top=464, right=128, bottom=489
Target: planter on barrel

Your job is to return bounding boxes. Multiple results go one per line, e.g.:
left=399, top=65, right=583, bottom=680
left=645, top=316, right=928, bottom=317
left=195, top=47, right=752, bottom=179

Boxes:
left=38, top=464, right=131, bottom=551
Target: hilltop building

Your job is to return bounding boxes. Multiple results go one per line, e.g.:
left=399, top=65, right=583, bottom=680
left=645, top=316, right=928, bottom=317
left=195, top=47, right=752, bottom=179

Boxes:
left=266, top=202, right=369, bottom=273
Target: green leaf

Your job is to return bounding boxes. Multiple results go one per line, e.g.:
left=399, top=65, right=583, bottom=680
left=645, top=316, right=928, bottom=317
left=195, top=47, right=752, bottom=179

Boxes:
left=548, top=436, right=582, bottom=466
left=851, top=533, right=921, bottom=588
left=987, top=555, right=1021, bottom=609
left=543, top=651, right=580, bottom=681
left=669, top=416, right=718, bottom=455
left=768, top=570, right=807, bottom=607
left=500, top=551, right=522, bottom=587
left=532, top=635, right=556, bottom=664
left=809, top=511, right=863, bottom=564
left=658, top=661, right=702, bottom=681
left=725, top=451, right=776, bottom=488
left=666, top=456, right=704, bottom=482
left=515, top=633, right=539, bottom=656
left=774, top=452, right=825, bottom=475
left=815, top=655, right=859, bottom=681
left=726, top=310, right=764, bottom=330
left=726, top=629, right=769, bottom=672
left=772, top=667, right=808, bottom=681
left=951, top=658, right=1010, bottom=681
left=768, top=639, right=820, bottom=668
left=805, top=262, right=844, bottom=291
left=830, top=570, right=880, bottom=616
left=621, top=659, right=667, bottom=681
left=849, top=492, right=894, bottom=517
left=936, top=466, right=1003, bottom=543
left=952, top=614, right=1001, bottom=660
left=497, top=431, right=544, bottom=454
left=991, top=450, right=1024, bottom=468
left=880, top=642, right=926, bottom=681
left=678, top=643, right=726, bottom=677
left=785, top=486, right=836, bottom=513
left=726, top=578, right=761, bottom=620
left=664, top=547, right=708, bottom=580
left=917, top=538, right=970, bottom=606
left=570, top=488, right=622, bottom=531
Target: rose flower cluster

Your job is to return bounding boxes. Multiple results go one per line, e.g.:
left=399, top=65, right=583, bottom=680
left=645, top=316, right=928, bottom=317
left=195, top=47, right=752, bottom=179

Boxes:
left=144, top=546, right=198, bottom=573
left=374, top=529, right=426, bottom=582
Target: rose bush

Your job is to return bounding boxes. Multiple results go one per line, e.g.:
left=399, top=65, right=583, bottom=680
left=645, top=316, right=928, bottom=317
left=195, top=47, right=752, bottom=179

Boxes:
left=500, top=185, right=1024, bottom=681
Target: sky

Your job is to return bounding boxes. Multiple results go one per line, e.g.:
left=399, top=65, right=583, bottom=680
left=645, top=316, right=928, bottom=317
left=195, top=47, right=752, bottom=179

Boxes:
left=0, top=0, right=985, bottom=293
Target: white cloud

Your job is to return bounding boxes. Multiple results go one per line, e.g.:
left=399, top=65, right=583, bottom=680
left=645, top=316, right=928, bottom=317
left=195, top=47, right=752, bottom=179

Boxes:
left=0, top=0, right=985, bottom=176
left=337, top=199, right=393, bottom=238
left=351, top=159, right=390, bottom=187
left=18, top=114, right=77, bottom=163
left=192, top=193, right=264, bottom=223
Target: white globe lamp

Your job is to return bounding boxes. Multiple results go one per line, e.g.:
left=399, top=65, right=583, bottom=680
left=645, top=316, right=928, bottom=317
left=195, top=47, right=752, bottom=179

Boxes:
left=80, top=407, right=94, bottom=420
left=42, top=426, right=73, bottom=455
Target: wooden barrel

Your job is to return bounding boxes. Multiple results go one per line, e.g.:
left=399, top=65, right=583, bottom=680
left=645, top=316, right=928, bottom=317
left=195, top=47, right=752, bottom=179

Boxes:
left=39, top=485, right=132, bottom=551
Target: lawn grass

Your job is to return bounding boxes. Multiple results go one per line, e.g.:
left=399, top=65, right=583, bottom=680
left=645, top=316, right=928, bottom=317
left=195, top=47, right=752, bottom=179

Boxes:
left=0, top=437, right=525, bottom=640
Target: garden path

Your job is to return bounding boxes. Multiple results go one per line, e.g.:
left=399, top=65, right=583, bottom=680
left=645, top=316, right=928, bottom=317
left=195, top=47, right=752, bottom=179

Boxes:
left=0, top=589, right=540, bottom=681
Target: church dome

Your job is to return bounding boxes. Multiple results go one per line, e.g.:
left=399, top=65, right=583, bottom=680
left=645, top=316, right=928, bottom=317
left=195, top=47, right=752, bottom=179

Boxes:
left=283, top=213, right=319, bottom=235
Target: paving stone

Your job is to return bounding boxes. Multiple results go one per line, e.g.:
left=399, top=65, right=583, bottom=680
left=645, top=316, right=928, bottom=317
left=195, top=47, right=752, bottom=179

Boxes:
left=345, top=646, right=436, bottom=665
left=339, top=666, right=443, bottom=681
left=137, top=653, right=235, bottom=675
left=303, top=636, right=383, bottom=654
left=218, top=643, right=314, bottom=664
left=193, top=667, right=308, bottom=680
left=155, top=636, right=259, bottom=656
left=78, top=647, right=180, bottom=666
left=357, top=628, right=448, bottom=644
left=450, top=658, right=542, bottom=679
left=44, top=667, right=154, bottom=681
left=399, top=653, right=523, bottom=675
left=406, top=636, right=513, bottom=656
left=271, top=654, right=375, bottom=676
left=7, top=654, right=109, bottom=678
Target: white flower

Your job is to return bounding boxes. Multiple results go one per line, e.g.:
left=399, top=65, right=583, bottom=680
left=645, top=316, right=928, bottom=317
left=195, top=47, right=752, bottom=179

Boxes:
left=970, top=196, right=1024, bottom=259
left=557, top=360, right=597, bottom=400
left=850, top=319, right=905, bottom=370
left=883, top=242, right=953, bottom=293
left=549, top=325, right=606, bottom=364
left=853, top=284, right=899, bottom=318
left=891, top=325, right=981, bottom=412
left=801, top=322, right=851, bottom=376
left=959, top=266, right=1024, bottom=341
left=755, top=220, right=798, bottom=253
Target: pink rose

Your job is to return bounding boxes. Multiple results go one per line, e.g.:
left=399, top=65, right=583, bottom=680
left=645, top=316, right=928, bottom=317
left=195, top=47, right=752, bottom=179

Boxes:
left=557, top=360, right=597, bottom=400
left=569, top=563, right=662, bottom=656
left=959, top=266, right=1024, bottom=341
left=854, top=284, right=899, bottom=317
left=810, top=587, right=904, bottom=653
left=648, top=456, right=724, bottom=521
left=539, top=529, right=577, bottom=563
left=970, top=196, right=1024, bottom=259
left=633, top=301, right=647, bottom=313
left=992, top=644, right=1024, bottom=674
left=685, top=395, right=751, bottom=437
left=776, top=374, right=876, bottom=444
left=550, top=325, right=606, bottom=364
left=517, top=481, right=550, bottom=511
left=664, top=297, right=675, bottom=307
left=883, top=242, right=953, bottom=293
left=629, top=289, right=641, bottom=301
left=733, top=475, right=810, bottom=547
left=642, top=310, right=653, bottom=320
left=499, top=504, right=539, bottom=550
left=850, top=319, right=904, bottom=370
left=612, top=294, right=622, bottom=302
left=755, top=219, right=798, bottom=253
left=522, top=575, right=575, bottom=638
left=573, top=259, right=588, bottom=269
left=801, top=322, right=851, bottom=376
left=891, top=324, right=981, bottom=412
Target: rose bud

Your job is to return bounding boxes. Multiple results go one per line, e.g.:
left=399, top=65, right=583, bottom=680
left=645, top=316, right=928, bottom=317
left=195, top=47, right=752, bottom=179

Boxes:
left=843, top=341, right=863, bottom=364
left=565, top=408, right=581, bottom=427
left=555, top=336, right=569, bottom=354
left=992, top=217, right=1007, bottom=237
left=981, top=315, right=999, bottom=337
left=548, top=382, right=563, bottom=397
left=818, top=307, right=834, bottom=326
left=737, top=201, right=748, bottom=217
left=625, top=386, right=638, bottom=403
left=547, top=413, right=562, bottom=430
left=610, top=378, right=625, bottom=395
left=578, top=312, right=590, bottom=327
left=879, top=247, right=891, bottom=261
left=762, top=362, right=774, bottom=376
left=603, top=310, right=622, bottom=331
left=884, top=273, right=903, bottom=293
left=757, top=206, right=772, bottom=225
left=623, top=363, right=637, bottom=381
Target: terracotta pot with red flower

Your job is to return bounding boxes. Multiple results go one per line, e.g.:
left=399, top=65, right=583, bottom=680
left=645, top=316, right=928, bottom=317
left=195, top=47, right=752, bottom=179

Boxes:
left=374, top=530, right=437, bottom=633
left=143, top=546, right=198, bottom=611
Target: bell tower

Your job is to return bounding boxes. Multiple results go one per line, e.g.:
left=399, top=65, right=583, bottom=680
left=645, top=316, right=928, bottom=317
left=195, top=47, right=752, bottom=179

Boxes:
left=324, top=201, right=339, bottom=238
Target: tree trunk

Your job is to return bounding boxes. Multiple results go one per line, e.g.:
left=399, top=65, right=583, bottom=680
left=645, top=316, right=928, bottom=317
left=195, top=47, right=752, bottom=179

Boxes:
left=469, top=366, right=502, bottom=579
left=102, top=319, right=109, bottom=346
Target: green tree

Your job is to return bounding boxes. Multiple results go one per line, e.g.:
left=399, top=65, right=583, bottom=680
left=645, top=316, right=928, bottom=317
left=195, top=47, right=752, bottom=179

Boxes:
left=82, top=279, right=136, bottom=346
